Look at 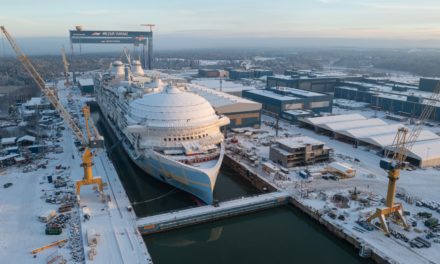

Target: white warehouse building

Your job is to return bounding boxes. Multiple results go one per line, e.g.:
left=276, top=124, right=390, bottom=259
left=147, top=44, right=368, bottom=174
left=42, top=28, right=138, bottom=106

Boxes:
left=299, top=113, right=440, bottom=168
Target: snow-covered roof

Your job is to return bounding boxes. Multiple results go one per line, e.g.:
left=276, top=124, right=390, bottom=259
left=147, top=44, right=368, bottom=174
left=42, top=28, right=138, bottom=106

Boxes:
left=188, top=84, right=261, bottom=113
left=17, top=135, right=36, bottom=143
left=1, top=137, right=16, bottom=145
left=318, top=118, right=387, bottom=132
left=328, top=162, right=354, bottom=173
left=269, top=87, right=323, bottom=97
left=338, top=124, right=404, bottom=139
left=406, top=139, right=440, bottom=161
left=245, top=89, right=300, bottom=101
left=23, top=97, right=48, bottom=107
left=361, top=130, right=440, bottom=148
left=78, top=79, right=94, bottom=86
left=302, top=113, right=366, bottom=126
left=276, top=136, right=325, bottom=149
left=0, top=154, right=19, bottom=161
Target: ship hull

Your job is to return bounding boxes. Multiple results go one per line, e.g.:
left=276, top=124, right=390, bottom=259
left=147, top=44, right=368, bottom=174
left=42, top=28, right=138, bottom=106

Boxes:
left=97, top=103, right=222, bottom=204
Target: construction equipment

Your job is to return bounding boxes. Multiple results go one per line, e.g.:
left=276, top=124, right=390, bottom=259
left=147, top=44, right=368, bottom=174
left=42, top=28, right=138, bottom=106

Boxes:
left=30, top=239, right=68, bottom=255
left=367, top=83, right=440, bottom=234
left=1, top=26, right=104, bottom=196
left=61, top=46, right=70, bottom=86
left=140, top=23, right=155, bottom=32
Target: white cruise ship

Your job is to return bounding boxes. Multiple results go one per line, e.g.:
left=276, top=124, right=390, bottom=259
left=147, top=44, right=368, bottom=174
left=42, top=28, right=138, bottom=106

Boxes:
left=95, top=60, right=230, bottom=204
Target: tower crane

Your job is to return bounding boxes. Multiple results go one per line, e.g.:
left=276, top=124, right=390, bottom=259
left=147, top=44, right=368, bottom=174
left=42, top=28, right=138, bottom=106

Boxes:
left=61, top=46, right=70, bottom=86
left=1, top=26, right=104, bottom=197
left=367, top=83, right=440, bottom=234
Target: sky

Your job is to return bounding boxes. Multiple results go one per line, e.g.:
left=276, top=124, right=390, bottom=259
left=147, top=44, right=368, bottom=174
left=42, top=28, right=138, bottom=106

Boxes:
left=1, top=0, right=440, bottom=52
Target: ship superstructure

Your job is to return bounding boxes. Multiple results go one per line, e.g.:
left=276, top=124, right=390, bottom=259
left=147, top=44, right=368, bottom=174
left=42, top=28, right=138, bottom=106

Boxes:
left=95, top=60, right=229, bottom=204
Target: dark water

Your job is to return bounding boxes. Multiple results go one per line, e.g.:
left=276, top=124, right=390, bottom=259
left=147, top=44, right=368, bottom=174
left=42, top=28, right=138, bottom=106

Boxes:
left=90, top=104, right=260, bottom=216
left=144, top=206, right=371, bottom=264
left=90, top=103, right=370, bottom=264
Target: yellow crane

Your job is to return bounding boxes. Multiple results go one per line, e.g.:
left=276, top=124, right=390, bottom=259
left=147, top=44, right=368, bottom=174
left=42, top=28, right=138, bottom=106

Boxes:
left=368, top=83, right=440, bottom=234
left=30, top=239, right=68, bottom=255
left=61, top=45, right=70, bottom=86
left=1, top=26, right=104, bottom=196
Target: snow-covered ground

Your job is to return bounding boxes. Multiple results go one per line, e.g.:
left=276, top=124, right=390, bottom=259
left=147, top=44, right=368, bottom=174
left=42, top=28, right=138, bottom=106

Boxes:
left=0, top=81, right=151, bottom=264
left=227, top=109, right=440, bottom=264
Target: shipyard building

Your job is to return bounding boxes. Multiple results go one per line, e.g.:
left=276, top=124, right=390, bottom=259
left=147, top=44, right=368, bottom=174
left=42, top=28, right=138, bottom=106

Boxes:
left=334, top=80, right=440, bottom=121
left=269, top=136, right=331, bottom=167
left=419, top=78, right=440, bottom=93
left=243, top=87, right=332, bottom=115
left=299, top=113, right=440, bottom=168
left=227, top=69, right=273, bottom=80
left=189, top=84, right=262, bottom=128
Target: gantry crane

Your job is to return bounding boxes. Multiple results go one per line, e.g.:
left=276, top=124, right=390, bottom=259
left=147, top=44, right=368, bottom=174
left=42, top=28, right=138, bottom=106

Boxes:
left=1, top=26, right=104, bottom=196
left=61, top=45, right=70, bottom=86
left=367, top=83, right=440, bottom=234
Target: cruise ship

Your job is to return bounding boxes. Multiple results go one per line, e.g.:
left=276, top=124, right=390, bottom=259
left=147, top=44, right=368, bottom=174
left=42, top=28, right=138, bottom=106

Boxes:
left=94, top=60, right=230, bottom=204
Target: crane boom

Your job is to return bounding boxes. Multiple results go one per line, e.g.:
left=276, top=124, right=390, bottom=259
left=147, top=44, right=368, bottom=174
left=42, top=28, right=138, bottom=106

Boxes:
left=61, top=46, right=70, bottom=86
left=1, top=25, right=104, bottom=196
left=369, top=82, right=440, bottom=234
left=0, top=26, right=85, bottom=145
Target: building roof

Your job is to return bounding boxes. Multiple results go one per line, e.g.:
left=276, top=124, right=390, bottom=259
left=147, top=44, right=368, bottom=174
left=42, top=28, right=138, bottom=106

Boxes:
left=406, top=139, right=440, bottom=161
left=360, top=130, right=440, bottom=148
left=189, top=84, right=261, bottom=113
left=338, top=124, right=404, bottom=139
left=1, top=137, right=16, bottom=145
left=17, top=135, right=36, bottom=143
left=23, top=97, right=49, bottom=107
left=276, top=136, right=325, bottom=149
left=302, top=113, right=366, bottom=126
left=78, top=78, right=94, bottom=86
left=318, top=118, right=387, bottom=132
left=244, top=89, right=300, bottom=101
left=269, top=87, right=323, bottom=97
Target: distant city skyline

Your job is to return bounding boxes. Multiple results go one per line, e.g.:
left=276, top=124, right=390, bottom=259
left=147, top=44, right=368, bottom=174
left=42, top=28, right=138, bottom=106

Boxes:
left=1, top=0, right=440, bottom=53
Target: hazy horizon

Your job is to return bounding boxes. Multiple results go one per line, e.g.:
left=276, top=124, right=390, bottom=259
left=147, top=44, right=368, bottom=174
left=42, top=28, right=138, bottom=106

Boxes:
left=2, top=0, right=440, bottom=54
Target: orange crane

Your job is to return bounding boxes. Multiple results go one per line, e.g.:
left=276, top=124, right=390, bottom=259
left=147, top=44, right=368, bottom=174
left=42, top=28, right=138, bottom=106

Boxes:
left=30, top=239, right=68, bottom=255
left=368, top=83, right=440, bottom=234
left=61, top=45, right=70, bottom=86
left=1, top=26, right=104, bottom=196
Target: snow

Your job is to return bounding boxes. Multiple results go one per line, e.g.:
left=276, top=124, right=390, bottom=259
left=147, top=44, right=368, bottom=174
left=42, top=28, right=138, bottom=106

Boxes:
left=17, top=135, right=36, bottom=143
left=192, top=78, right=256, bottom=93
left=0, top=80, right=152, bottom=264
left=319, top=118, right=387, bottom=131
left=302, top=113, right=366, bottom=126
left=244, top=89, right=300, bottom=101
left=227, top=110, right=440, bottom=264
left=1, top=137, right=17, bottom=145
left=78, top=79, right=94, bottom=86
left=276, top=136, right=325, bottom=149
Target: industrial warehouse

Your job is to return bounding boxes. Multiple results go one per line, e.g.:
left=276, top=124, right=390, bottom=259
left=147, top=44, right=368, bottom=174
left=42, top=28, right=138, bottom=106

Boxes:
left=299, top=113, right=440, bottom=167
left=189, top=84, right=262, bottom=128
left=335, top=78, right=440, bottom=121
left=243, top=87, right=333, bottom=115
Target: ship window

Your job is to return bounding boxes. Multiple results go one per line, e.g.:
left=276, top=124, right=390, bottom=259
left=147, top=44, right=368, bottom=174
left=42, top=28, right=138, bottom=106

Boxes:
left=178, top=138, right=181, bottom=141
left=186, top=137, right=190, bottom=140
left=164, top=138, right=167, bottom=141
left=174, top=138, right=176, bottom=141
left=198, top=135, right=201, bottom=139
left=191, top=136, right=194, bottom=139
